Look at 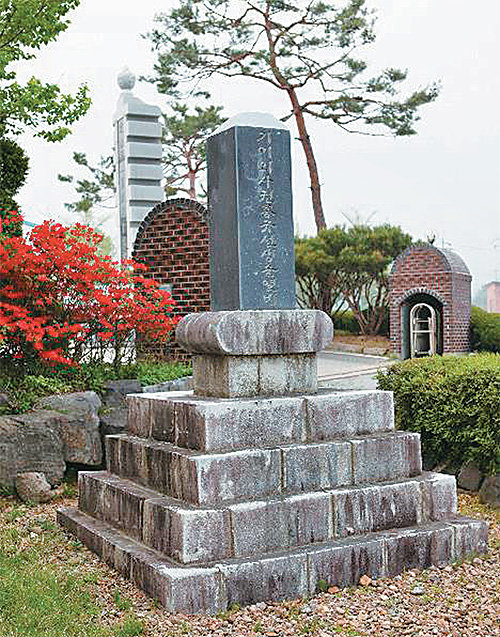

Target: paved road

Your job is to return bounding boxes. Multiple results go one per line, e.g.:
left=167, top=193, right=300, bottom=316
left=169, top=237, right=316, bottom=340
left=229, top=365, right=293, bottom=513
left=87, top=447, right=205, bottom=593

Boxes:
left=317, top=350, right=394, bottom=390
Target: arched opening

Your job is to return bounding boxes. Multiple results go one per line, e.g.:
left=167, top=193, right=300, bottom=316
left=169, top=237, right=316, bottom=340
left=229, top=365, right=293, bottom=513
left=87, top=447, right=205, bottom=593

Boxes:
left=410, top=303, right=436, bottom=357
left=400, top=293, right=443, bottom=359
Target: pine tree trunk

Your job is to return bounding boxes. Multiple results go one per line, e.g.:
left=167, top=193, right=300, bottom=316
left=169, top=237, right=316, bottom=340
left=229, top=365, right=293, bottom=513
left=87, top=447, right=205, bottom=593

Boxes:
left=287, top=88, right=326, bottom=233
left=188, top=171, right=196, bottom=200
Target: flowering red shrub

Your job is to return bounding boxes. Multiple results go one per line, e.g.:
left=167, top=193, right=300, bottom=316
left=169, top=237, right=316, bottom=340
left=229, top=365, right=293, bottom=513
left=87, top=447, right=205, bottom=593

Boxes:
left=0, top=211, right=177, bottom=367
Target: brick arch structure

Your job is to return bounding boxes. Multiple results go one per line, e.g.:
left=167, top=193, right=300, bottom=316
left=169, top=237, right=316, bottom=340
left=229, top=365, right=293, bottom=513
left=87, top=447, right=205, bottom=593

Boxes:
left=132, top=198, right=210, bottom=360
left=389, top=245, right=471, bottom=358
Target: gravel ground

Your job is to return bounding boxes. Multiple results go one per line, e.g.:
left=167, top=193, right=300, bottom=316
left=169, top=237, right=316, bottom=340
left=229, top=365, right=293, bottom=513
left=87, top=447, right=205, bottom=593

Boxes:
left=1, top=492, right=498, bottom=637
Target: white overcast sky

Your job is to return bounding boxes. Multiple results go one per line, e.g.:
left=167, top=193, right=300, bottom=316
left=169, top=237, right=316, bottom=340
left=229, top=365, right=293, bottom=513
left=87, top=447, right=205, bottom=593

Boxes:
left=15, top=0, right=500, bottom=291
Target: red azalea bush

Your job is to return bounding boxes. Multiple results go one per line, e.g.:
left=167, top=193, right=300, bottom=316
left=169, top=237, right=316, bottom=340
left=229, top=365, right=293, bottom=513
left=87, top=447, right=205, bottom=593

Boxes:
left=0, top=211, right=177, bottom=369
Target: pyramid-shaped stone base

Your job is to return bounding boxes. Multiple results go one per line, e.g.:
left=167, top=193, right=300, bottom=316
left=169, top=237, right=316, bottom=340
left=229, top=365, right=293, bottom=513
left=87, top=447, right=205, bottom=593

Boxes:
left=58, top=388, right=488, bottom=614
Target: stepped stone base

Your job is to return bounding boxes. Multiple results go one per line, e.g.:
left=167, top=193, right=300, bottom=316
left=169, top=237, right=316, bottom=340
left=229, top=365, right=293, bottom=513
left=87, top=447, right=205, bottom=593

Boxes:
left=58, top=506, right=487, bottom=615
left=76, top=470, right=458, bottom=564
left=57, top=377, right=489, bottom=614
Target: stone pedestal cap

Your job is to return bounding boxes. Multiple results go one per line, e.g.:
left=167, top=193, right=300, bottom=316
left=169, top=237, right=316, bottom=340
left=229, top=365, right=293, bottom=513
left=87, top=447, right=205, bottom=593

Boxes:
left=176, top=310, right=333, bottom=355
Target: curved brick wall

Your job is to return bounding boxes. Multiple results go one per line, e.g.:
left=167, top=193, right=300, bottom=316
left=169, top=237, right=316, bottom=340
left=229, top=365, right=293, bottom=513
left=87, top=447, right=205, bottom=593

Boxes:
left=389, top=245, right=471, bottom=358
left=132, top=198, right=209, bottom=360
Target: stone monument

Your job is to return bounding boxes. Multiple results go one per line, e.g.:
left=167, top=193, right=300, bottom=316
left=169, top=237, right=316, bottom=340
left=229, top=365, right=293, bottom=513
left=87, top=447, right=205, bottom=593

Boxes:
left=59, top=113, right=487, bottom=614
left=114, top=67, right=164, bottom=260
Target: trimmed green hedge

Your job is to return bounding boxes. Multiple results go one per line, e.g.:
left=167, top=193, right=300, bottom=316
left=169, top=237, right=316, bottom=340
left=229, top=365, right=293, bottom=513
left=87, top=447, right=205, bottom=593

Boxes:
left=471, top=306, right=500, bottom=353
left=376, top=353, right=500, bottom=475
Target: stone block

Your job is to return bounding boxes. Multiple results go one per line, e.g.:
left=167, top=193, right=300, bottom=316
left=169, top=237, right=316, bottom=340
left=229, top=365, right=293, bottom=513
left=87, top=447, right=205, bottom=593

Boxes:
left=176, top=310, right=333, bottom=355
left=219, top=553, right=309, bottom=607
left=117, top=436, right=171, bottom=494
left=171, top=447, right=282, bottom=505
left=174, top=395, right=306, bottom=452
left=34, top=391, right=102, bottom=465
left=141, top=439, right=172, bottom=494
left=105, top=435, right=121, bottom=475
left=383, top=525, right=453, bottom=576
left=259, top=354, right=317, bottom=396
left=79, top=472, right=156, bottom=541
left=308, top=536, right=385, bottom=591
left=283, top=442, right=352, bottom=493
left=351, top=432, right=422, bottom=484
left=143, top=499, right=232, bottom=564
left=193, top=355, right=258, bottom=398
left=155, top=564, right=224, bottom=615
left=332, top=480, right=421, bottom=538
left=448, top=517, right=489, bottom=559
left=193, top=354, right=317, bottom=398
left=229, top=492, right=332, bottom=558
left=419, top=473, right=458, bottom=521
left=305, top=390, right=394, bottom=441
left=127, top=395, right=153, bottom=438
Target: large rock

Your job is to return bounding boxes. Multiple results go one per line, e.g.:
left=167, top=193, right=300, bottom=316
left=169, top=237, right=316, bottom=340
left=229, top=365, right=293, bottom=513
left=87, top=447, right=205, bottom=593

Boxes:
left=457, top=462, right=483, bottom=492
left=16, top=472, right=53, bottom=503
left=479, top=475, right=500, bottom=509
left=102, top=380, right=142, bottom=408
left=34, top=392, right=102, bottom=465
left=0, top=412, right=65, bottom=487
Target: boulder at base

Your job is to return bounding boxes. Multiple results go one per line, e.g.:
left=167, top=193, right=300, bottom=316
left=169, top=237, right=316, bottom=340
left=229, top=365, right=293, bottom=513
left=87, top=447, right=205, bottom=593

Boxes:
left=33, top=392, right=102, bottom=466
left=0, top=412, right=65, bottom=487
left=16, top=472, right=53, bottom=503
left=479, top=475, right=500, bottom=509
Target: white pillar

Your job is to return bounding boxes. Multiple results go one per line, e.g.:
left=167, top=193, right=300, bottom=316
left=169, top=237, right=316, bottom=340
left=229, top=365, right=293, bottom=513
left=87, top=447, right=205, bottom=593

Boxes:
left=113, top=67, right=163, bottom=260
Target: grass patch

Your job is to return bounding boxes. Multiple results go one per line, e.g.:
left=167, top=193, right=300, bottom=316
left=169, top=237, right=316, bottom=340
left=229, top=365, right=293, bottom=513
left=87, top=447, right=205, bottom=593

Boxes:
left=0, top=500, right=138, bottom=637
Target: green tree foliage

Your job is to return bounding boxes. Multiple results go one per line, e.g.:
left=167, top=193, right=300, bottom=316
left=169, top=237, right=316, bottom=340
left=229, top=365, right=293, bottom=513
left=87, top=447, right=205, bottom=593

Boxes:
left=470, top=306, right=500, bottom=353
left=0, top=138, right=28, bottom=234
left=0, top=0, right=90, bottom=141
left=146, top=0, right=439, bottom=232
left=58, top=152, right=115, bottom=221
left=162, top=100, right=225, bottom=200
left=58, top=153, right=116, bottom=255
left=296, top=224, right=412, bottom=335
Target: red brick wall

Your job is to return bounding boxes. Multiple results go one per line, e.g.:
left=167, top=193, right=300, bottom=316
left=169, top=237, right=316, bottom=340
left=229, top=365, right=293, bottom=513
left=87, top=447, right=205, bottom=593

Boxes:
left=132, top=198, right=209, bottom=360
left=389, top=246, right=471, bottom=357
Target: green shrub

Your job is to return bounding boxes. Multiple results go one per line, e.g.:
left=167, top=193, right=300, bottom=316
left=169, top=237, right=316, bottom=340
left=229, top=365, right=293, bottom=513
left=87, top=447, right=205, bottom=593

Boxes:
left=0, top=374, right=74, bottom=413
left=376, top=353, right=500, bottom=475
left=0, top=138, right=29, bottom=230
left=470, top=306, right=500, bottom=353
left=332, top=310, right=360, bottom=334
left=0, top=360, right=192, bottom=414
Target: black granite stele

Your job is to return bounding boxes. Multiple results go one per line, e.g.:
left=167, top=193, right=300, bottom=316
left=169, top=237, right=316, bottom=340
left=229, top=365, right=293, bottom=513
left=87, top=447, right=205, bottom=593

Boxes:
left=206, top=113, right=295, bottom=311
